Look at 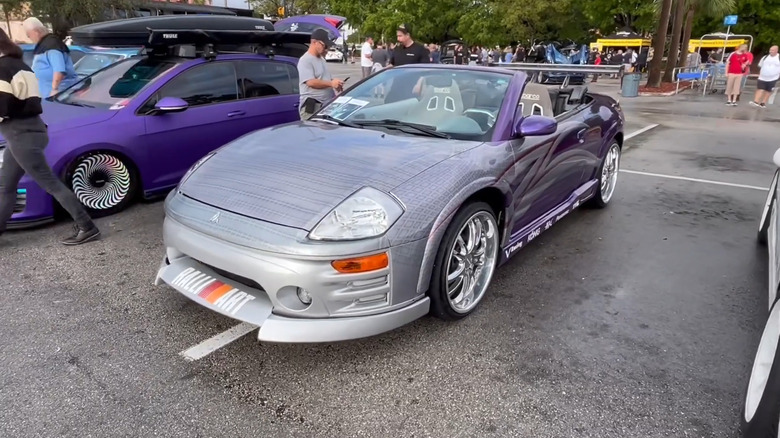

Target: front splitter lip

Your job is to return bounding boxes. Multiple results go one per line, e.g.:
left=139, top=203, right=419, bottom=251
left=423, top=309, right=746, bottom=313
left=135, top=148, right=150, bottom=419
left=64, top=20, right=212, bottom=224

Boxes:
left=156, top=254, right=431, bottom=344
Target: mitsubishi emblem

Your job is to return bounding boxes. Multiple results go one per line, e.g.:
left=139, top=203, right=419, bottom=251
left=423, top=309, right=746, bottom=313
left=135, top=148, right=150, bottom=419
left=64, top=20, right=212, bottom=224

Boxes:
left=209, top=212, right=221, bottom=224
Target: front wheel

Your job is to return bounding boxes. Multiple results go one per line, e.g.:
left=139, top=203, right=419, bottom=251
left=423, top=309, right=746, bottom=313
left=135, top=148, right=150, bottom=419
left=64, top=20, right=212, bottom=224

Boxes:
left=587, top=141, right=621, bottom=208
left=741, top=298, right=780, bottom=438
left=429, top=202, right=500, bottom=320
left=67, top=152, right=137, bottom=218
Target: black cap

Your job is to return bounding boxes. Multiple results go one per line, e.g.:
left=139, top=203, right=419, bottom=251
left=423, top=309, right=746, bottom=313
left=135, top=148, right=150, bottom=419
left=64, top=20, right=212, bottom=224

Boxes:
left=397, top=23, right=411, bottom=35
left=311, top=28, right=334, bottom=47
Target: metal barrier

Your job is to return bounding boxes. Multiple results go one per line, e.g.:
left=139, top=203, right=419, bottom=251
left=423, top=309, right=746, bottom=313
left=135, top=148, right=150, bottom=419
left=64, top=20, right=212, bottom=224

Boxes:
left=672, top=66, right=711, bottom=95
left=488, top=63, right=625, bottom=88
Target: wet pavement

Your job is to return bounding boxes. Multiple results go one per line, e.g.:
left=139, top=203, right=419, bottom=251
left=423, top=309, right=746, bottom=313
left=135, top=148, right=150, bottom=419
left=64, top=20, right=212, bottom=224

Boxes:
left=0, top=65, right=775, bottom=437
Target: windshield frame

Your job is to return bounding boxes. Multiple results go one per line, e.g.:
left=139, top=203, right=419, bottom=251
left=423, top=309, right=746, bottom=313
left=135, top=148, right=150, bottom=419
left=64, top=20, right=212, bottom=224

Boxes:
left=53, top=56, right=184, bottom=110
left=313, top=65, right=515, bottom=142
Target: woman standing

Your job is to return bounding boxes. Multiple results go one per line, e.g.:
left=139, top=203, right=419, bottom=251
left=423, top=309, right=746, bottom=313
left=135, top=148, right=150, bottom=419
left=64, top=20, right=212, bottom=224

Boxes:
left=0, top=29, right=99, bottom=245
left=725, top=44, right=751, bottom=106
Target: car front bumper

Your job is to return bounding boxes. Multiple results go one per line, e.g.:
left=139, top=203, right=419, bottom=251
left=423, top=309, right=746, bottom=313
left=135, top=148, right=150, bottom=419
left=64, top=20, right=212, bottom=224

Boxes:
left=155, top=208, right=430, bottom=343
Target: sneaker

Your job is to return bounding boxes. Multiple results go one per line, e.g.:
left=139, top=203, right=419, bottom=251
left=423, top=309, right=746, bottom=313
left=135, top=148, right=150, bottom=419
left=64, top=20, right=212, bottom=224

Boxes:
left=760, top=103, right=767, bottom=108
left=749, top=101, right=760, bottom=107
left=62, top=224, right=100, bottom=246
left=731, top=102, right=738, bottom=106
left=726, top=101, right=732, bottom=105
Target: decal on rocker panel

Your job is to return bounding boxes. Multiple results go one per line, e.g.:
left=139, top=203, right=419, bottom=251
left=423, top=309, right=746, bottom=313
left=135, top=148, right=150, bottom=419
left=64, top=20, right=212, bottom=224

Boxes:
left=502, top=190, right=593, bottom=259
left=170, top=267, right=255, bottom=316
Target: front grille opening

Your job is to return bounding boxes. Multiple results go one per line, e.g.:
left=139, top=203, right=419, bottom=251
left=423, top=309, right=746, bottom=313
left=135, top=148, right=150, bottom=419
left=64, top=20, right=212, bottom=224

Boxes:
left=197, top=259, right=264, bottom=292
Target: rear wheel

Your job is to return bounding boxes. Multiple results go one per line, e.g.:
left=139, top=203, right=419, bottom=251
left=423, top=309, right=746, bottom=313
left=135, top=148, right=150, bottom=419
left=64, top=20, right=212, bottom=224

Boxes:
left=67, top=152, right=137, bottom=218
left=758, top=170, right=779, bottom=245
left=429, top=202, right=499, bottom=320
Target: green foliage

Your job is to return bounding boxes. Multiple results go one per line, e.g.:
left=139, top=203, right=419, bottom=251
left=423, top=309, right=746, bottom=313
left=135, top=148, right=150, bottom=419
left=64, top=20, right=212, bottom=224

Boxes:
left=581, top=0, right=658, bottom=34
left=691, top=0, right=778, bottom=55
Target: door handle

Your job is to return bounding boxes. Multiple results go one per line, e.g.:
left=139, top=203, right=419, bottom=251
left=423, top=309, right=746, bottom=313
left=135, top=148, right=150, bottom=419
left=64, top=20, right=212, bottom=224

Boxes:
left=227, top=110, right=246, bottom=117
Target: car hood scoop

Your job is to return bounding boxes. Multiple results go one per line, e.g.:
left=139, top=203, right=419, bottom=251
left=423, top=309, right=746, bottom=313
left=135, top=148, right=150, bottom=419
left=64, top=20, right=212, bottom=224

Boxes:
left=179, top=122, right=478, bottom=231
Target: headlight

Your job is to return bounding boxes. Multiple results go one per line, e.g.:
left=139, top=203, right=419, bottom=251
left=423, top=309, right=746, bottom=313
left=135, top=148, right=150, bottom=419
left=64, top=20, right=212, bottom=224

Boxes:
left=177, top=152, right=216, bottom=189
left=308, top=187, right=405, bottom=241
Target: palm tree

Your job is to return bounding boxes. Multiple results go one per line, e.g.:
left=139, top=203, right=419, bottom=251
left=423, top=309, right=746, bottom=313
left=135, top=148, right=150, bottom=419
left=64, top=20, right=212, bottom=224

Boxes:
left=662, top=0, right=687, bottom=82
left=676, top=0, right=736, bottom=68
left=646, top=0, right=673, bottom=88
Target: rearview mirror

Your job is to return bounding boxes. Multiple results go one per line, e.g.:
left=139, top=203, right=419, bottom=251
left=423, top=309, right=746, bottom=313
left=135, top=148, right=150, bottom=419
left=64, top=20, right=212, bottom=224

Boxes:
left=513, top=115, right=557, bottom=137
left=153, top=97, right=188, bottom=114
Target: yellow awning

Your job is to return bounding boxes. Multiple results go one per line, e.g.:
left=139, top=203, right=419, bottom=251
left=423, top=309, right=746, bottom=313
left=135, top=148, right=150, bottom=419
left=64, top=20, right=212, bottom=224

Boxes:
left=688, top=38, right=748, bottom=51
left=596, top=38, right=652, bottom=47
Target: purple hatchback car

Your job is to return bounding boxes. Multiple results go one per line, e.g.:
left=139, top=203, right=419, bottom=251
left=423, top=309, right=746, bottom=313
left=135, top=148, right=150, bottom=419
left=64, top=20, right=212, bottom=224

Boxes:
left=4, top=52, right=301, bottom=228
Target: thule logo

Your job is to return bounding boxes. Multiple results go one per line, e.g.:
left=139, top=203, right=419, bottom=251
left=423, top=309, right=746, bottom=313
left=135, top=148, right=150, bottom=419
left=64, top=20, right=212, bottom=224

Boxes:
left=163, top=33, right=178, bottom=39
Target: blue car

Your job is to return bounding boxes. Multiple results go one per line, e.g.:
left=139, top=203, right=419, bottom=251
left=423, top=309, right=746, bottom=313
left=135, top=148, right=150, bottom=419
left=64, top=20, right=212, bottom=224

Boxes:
left=21, top=43, right=90, bottom=68
left=72, top=47, right=143, bottom=78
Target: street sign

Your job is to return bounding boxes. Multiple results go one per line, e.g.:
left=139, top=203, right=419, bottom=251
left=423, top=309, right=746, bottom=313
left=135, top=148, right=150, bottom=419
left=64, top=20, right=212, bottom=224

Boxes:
left=724, top=15, right=738, bottom=26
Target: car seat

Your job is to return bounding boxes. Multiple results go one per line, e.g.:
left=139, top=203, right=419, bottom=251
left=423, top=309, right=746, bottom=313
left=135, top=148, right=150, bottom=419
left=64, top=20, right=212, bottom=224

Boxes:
left=519, top=83, right=554, bottom=117
left=407, top=75, right=465, bottom=126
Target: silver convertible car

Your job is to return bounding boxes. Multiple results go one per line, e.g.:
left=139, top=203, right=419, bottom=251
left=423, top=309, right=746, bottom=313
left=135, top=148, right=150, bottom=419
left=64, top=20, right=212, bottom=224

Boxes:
left=745, top=148, right=780, bottom=437
left=155, top=64, right=625, bottom=343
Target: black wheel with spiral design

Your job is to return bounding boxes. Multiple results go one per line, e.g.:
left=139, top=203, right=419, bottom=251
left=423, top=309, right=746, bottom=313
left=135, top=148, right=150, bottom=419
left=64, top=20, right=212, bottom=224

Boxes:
left=67, top=152, right=138, bottom=217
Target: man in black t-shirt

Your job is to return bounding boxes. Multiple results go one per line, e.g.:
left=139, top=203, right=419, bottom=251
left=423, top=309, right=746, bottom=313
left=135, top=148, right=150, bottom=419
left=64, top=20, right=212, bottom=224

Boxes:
left=386, top=23, right=430, bottom=102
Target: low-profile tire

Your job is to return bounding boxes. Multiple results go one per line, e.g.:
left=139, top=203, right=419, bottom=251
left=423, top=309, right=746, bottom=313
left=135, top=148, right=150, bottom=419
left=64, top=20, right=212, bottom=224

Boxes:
left=741, top=298, right=780, bottom=438
left=586, top=141, right=621, bottom=209
left=67, top=152, right=138, bottom=218
left=758, top=170, right=779, bottom=245
left=428, top=201, right=500, bottom=321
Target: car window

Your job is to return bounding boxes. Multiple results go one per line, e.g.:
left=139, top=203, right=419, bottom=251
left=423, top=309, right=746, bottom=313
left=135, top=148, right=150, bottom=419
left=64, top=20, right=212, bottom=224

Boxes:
left=235, top=60, right=298, bottom=99
left=150, top=62, right=238, bottom=108
left=74, top=54, right=124, bottom=77
left=70, top=51, right=86, bottom=63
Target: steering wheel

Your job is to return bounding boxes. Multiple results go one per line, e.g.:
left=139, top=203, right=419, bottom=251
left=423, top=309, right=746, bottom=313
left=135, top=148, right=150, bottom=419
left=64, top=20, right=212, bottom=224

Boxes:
left=463, top=109, right=497, bottom=130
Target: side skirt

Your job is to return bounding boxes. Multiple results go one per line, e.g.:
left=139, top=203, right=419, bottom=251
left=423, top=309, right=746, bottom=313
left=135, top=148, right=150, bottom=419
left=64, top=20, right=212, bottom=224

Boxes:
left=500, top=179, right=597, bottom=263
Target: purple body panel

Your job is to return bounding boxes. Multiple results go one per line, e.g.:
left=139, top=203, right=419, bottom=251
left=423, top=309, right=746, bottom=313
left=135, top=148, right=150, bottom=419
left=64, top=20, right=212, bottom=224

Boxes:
left=7, top=54, right=302, bottom=226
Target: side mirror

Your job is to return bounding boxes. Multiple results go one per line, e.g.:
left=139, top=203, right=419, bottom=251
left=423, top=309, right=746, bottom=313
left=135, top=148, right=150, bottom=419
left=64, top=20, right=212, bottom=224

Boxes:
left=513, top=115, right=557, bottom=137
left=153, top=97, right=188, bottom=114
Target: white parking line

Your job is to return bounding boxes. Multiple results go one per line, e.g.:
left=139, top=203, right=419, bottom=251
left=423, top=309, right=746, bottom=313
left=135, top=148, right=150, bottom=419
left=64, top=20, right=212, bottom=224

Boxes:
left=179, top=322, right=258, bottom=361
left=619, top=169, right=767, bottom=191
left=625, top=123, right=660, bottom=140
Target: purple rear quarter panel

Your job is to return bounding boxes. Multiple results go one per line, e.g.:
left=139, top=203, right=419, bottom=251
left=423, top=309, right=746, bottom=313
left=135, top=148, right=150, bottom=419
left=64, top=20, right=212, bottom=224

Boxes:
left=7, top=54, right=302, bottom=225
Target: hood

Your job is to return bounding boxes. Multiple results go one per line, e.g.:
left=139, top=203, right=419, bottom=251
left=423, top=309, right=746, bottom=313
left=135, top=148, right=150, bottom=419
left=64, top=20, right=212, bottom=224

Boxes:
left=179, top=123, right=480, bottom=231
left=40, top=101, right=118, bottom=134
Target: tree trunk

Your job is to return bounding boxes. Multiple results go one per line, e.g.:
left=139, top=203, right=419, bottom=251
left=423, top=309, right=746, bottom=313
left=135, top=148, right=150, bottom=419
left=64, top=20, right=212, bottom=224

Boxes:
left=677, top=8, right=696, bottom=68
left=646, top=0, right=673, bottom=88
left=662, top=0, right=686, bottom=82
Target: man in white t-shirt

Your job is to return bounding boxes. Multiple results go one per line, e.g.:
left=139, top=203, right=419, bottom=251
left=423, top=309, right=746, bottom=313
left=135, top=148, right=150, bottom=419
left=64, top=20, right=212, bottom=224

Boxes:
left=751, top=45, right=780, bottom=108
left=361, top=36, right=374, bottom=78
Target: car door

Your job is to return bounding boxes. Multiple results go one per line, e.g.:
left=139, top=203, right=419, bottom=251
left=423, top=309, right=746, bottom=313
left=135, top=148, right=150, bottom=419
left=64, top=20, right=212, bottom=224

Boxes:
left=233, top=59, right=301, bottom=131
left=509, top=85, right=590, bottom=234
left=140, top=60, right=248, bottom=189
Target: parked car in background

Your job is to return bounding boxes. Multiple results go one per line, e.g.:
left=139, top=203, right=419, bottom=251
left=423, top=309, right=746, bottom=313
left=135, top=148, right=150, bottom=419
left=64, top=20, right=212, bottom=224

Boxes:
left=745, top=149, right=780, bottom=437
left=21, top=43, right=91, bottom=68
left=5, top=15, right=308, bottom=228
left=155, top=64, right=625, bottom=343
left=72, top=47, right=143, bottom=78
left=325, top=47, right=344, bottom=62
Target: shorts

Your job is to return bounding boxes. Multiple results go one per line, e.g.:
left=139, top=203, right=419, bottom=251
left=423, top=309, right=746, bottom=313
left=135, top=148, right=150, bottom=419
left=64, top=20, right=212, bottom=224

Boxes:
left=757, top=79, right=778, bottom=91
left=726, top=73, right=744, bottom=95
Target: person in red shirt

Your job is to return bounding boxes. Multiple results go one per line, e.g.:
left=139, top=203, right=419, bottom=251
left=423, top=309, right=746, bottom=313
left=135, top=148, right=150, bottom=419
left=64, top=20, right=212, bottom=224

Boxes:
left=725, top=44, right=751, bottom=106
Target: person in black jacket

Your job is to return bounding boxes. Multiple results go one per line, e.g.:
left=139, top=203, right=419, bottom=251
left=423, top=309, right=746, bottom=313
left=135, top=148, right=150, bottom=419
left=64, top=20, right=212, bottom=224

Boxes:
left=0, top=28, right=99, bottom=245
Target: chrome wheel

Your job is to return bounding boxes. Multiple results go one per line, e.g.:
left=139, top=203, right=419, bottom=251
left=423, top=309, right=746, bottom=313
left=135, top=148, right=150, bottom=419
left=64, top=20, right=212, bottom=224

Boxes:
left=445, top=211, right=499, bottom=314
left=745, top=302, right=780, bottom=424
left=71, top=154, right=132, bottom=210
left=600, top=144, right=620, bottom=203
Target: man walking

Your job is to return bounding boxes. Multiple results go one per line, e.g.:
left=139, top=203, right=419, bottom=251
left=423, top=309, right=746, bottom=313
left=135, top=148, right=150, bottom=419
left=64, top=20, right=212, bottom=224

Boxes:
left=296, top=29, right=345, bottom=120
left=23, top=17, right=79, bottom=98
left=750, top=45, right=780, bottom=108
left=360, top=36, right=374, bottom=78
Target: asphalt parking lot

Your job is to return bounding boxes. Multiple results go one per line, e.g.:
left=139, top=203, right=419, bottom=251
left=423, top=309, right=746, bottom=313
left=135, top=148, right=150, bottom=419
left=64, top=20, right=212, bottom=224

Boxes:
left=1, top=65, right=776, bottom=437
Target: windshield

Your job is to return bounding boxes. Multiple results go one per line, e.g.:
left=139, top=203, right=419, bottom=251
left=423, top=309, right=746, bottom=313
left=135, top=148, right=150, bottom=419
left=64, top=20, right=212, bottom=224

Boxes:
left=315, top=67, right=511, bottom=141
left=54, top=57, right=179, bottom=109
left=74, top=53, right=126, bottom=77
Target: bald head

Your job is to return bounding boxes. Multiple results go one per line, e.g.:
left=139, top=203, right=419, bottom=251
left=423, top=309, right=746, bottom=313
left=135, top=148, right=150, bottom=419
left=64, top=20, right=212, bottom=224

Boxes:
left=22, top=17, right=48, bottom=43
left=771, top=46, right=779, bottom=56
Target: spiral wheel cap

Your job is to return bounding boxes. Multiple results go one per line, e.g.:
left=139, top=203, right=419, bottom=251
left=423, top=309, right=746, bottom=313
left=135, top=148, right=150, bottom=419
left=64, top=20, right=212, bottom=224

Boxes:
left=72, top=154, right=131, bottom=210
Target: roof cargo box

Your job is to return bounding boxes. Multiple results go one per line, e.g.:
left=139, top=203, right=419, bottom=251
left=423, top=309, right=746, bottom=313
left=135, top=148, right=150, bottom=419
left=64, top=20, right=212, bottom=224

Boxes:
left=70, top=15, right=276, bottom=47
